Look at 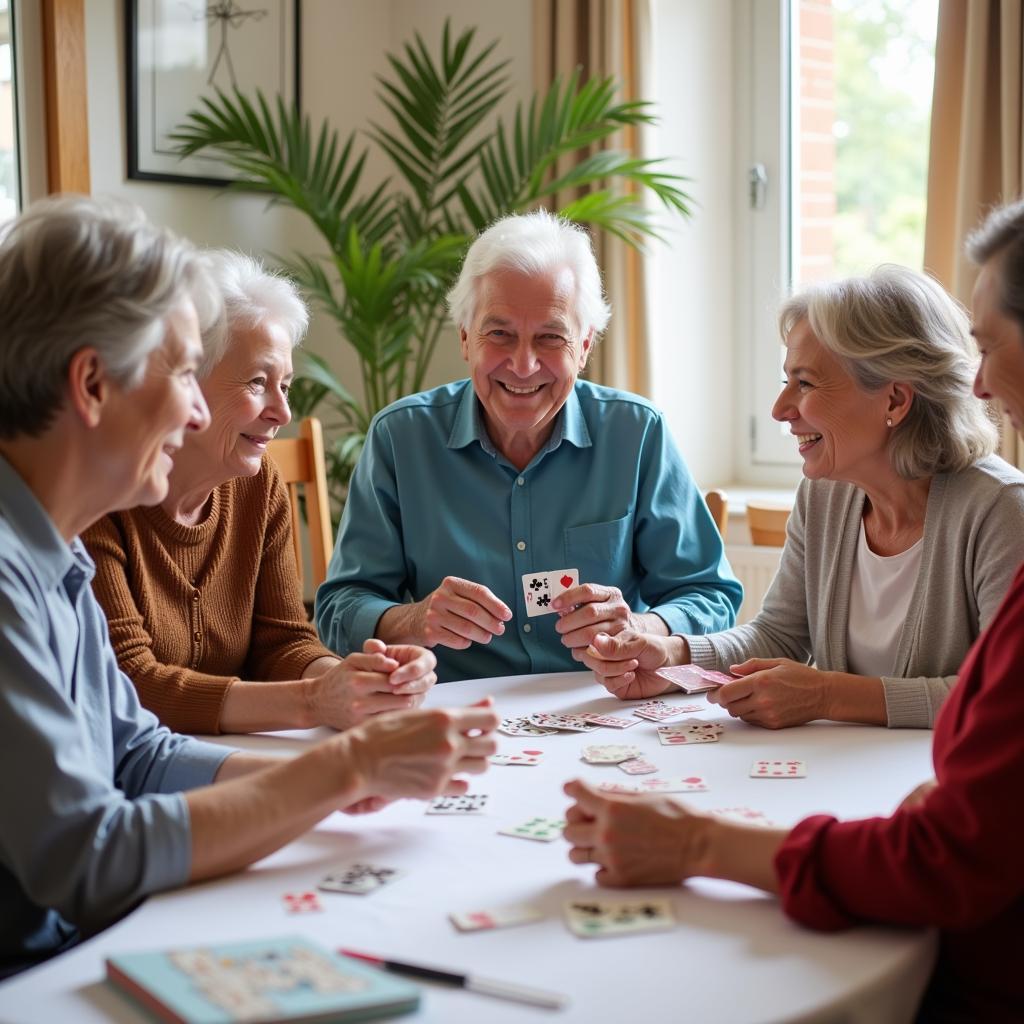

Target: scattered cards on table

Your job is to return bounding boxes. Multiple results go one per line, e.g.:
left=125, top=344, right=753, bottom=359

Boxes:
left=499, top=716, right=558, bottom=737
left=580, top=743, right=642, bottom=764
left=449, top=902, right=544, bottom=932
left=751, top=759, right=807, bottom=778
left=521, top=569, right=580, bottom=617
left=318, top=863, right=402, bottom=895
left=632, top=700, right=703, bottom=722
left=579, top=712, right=639, bottom=729
left=599, top=776, right=709, bottom=794
left=527, top=712, right=597, bottom=732
left=565, top=899, right=676, bottom=939
left=709, top=806, right=776, bottom=828
left=498, top=816, right=566, bottom=842
left=426, top=793, right=489, bottom=814
left=656, top=720, right=724, bottom=745
left=490, top=749, right=543, bottom=766
left=618, top=757, right=659, bottom=775
left=282, top=891, right=322, bottom=914
left=655, top=664, right=737, bottom=694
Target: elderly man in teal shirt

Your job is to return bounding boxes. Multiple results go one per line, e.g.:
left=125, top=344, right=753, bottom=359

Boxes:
left=316, top=212, right=742, bottom=683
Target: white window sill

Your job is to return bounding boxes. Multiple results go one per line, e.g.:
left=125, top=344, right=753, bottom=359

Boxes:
left=703, top=482, right=797, bottom=517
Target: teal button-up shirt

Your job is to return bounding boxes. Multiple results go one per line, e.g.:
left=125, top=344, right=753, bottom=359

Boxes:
left=316, top=380, right=742, bottom=682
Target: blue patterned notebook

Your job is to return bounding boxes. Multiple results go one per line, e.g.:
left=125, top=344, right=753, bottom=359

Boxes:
left=106, top=936, right=420, bottom=1023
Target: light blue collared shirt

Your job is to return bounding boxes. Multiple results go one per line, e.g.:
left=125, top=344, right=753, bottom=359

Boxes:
left=316, top=380, right=742, bottom=682
left=0, top=455, right=233, bottom=973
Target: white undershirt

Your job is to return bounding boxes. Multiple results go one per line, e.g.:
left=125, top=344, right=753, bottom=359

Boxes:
left=845, top=518, right=924, bottom=679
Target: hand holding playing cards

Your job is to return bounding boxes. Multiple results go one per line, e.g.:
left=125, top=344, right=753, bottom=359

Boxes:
left=397, top=576, right=512, bottom=650
left=707, top=658, right=830, bottom=729
left=580, top=631, right=679, bottom=700
left=552, top=583, right=644, bottom=651
left=562, top=779, right=701, bottom=886
left=308, top=640, right=437, bottom=729
left=341, top=700, right=499, bottom=807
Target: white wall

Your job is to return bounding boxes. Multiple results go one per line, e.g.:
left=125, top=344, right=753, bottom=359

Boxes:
left=646, top=0, right=735, bottom=486
left=84, top=0, right=534, bottom=399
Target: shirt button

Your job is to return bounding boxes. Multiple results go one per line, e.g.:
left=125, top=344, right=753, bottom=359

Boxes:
left=516, top=477, right=525, bottom=486
left=516, top=540, right=526, bottom=551
left=193, top=631, right=202, bottom=642
left=192, top=590, right=200, bottom=601
left=523, top=623, right=532, bottom=633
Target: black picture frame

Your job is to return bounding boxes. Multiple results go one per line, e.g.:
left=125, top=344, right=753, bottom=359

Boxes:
left=125, top=0, right=301, bottom=187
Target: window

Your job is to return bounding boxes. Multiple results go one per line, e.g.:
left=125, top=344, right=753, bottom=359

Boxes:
left=0, top=0, right=19, bottom=218
left=736, top=0, right=938, bottom=481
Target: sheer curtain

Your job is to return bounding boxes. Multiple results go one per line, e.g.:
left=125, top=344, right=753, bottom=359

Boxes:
left=531, top=0, right=653, bottom=396
left=924, top=0, right=1024, bottom=468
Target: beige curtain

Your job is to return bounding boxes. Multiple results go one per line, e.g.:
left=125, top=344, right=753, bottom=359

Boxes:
left=531, top=0, right=653, bottom=396
left=924, top=0, right=1024, bottom=468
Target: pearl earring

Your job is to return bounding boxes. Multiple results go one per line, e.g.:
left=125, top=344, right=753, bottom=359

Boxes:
left=886, top=417, right=893, bottom=427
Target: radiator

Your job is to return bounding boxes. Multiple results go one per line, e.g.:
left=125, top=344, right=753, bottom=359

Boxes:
left=725, top=544, right=784, bottom=624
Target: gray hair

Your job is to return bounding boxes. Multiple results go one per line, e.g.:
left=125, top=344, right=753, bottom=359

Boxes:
left=778, top=265, right=997, bottom=479
left=0, top=194, right=222, bottom=441
left=446, top=210, right=612, bottom=339
left=198, top=250, right=309, bottom=378
left=966, top=198, right=1024, bottom=332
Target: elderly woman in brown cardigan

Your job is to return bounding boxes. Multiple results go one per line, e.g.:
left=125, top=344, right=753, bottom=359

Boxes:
left=84, top=251, right=436, bottom=734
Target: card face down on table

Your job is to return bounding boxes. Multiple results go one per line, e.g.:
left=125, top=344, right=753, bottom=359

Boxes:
left=106, top=936, right=419, bottom=1023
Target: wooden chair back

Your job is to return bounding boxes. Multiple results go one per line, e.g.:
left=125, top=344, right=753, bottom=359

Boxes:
left=746, top=501, right=791, bottom=547
left=704, top=489, right=729, bottom=541
left=267, top=417, right=334, bottom=591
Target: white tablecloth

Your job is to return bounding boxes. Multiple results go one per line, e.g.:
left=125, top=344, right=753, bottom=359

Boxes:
left=0, top=671, right=937, bottom=1023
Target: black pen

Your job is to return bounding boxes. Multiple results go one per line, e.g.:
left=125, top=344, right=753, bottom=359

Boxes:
left=339, top=948, right=568, bottom=1010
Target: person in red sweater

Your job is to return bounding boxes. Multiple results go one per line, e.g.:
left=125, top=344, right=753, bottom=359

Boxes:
left=564, top=199, right=1024, bottom=1022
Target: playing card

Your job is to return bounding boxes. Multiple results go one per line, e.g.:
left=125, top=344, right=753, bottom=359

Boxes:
left=318, top=863, right=402, bottom=895
left=709, top=806, right=776, bottom=828
left=449, top=903, right=544, bottom=932
left=579, top=712, right=640, bottom=729
left=282, top=891, right=322, bottom=914
left=527, top=712, right=597, bottom=732
left=499, top=716, right=558, bottom=737
left=426, top=793, right=489, bottom=814
left=634, top=775, right=709, bottom=793
left=580, top=743, right=642, bottom=764
left=565, top=899, right=676, bottom=939
left=618, top=757, right=659, bottom=775
left=656, top=720, right=724, bottom=745
left=751, top=759, right=807, bottom=778
left=522, top=569, right=580, bottom=617
left=490, top=749, right=543, bottom=766
left=655, top=664, right=737, bottom=694
left=632, top=700, right=703, bottom=722
left=497, top=816, right=567, bottom=842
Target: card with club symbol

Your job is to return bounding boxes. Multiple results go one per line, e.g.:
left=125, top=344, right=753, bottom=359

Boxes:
left=565, top=899, right=676, bottom=938
left=318, top=863, right=402, bottom=895
left=521, top=569, right=580, bottom=617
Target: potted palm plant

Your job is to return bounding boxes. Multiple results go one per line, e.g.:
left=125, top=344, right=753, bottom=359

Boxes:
left=171, top=20, right=693, bottom=516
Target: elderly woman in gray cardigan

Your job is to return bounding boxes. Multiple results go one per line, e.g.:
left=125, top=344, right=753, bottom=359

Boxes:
left=581, top=265, right=1024, bottom=729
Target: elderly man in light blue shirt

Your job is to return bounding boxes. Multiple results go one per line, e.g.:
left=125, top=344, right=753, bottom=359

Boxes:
left=0, top=196, right=497, bottom=976
left=317, top=212, right=742, bottom=682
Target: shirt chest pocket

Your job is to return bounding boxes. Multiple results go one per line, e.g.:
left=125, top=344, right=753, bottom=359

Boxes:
left=564, top=511, right=635, bottom=587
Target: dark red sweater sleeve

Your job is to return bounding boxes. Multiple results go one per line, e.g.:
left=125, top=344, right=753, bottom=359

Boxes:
left=775, top=566, right=1024, bottom=932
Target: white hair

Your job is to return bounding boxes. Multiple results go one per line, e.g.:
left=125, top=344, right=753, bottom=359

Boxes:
left=198, top=250, right=310, bottom=377
left=446, top=210, right=611, bottom=339
left=0, top=194, right=222, bottom=441
left=779, top=265, right=997, bottom=479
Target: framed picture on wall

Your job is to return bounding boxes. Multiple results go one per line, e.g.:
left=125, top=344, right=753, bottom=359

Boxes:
left=126, top=0, right=301, bottom=186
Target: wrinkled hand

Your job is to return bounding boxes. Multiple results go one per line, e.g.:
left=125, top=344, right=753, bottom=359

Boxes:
left=562, top=779, right=705, bottom=887
left=553, top=584, right=641, bottom=652
left=707, top=658, right=829, bottom=729
left=898, top=778, right=938, bottom=811
left=343, top=699, right=499, bottom=805
left=577, top=631, right=676, bottom=700
left=309, top=640, right=437, bottom=729
left=413, top=577, right=512, bottom=650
